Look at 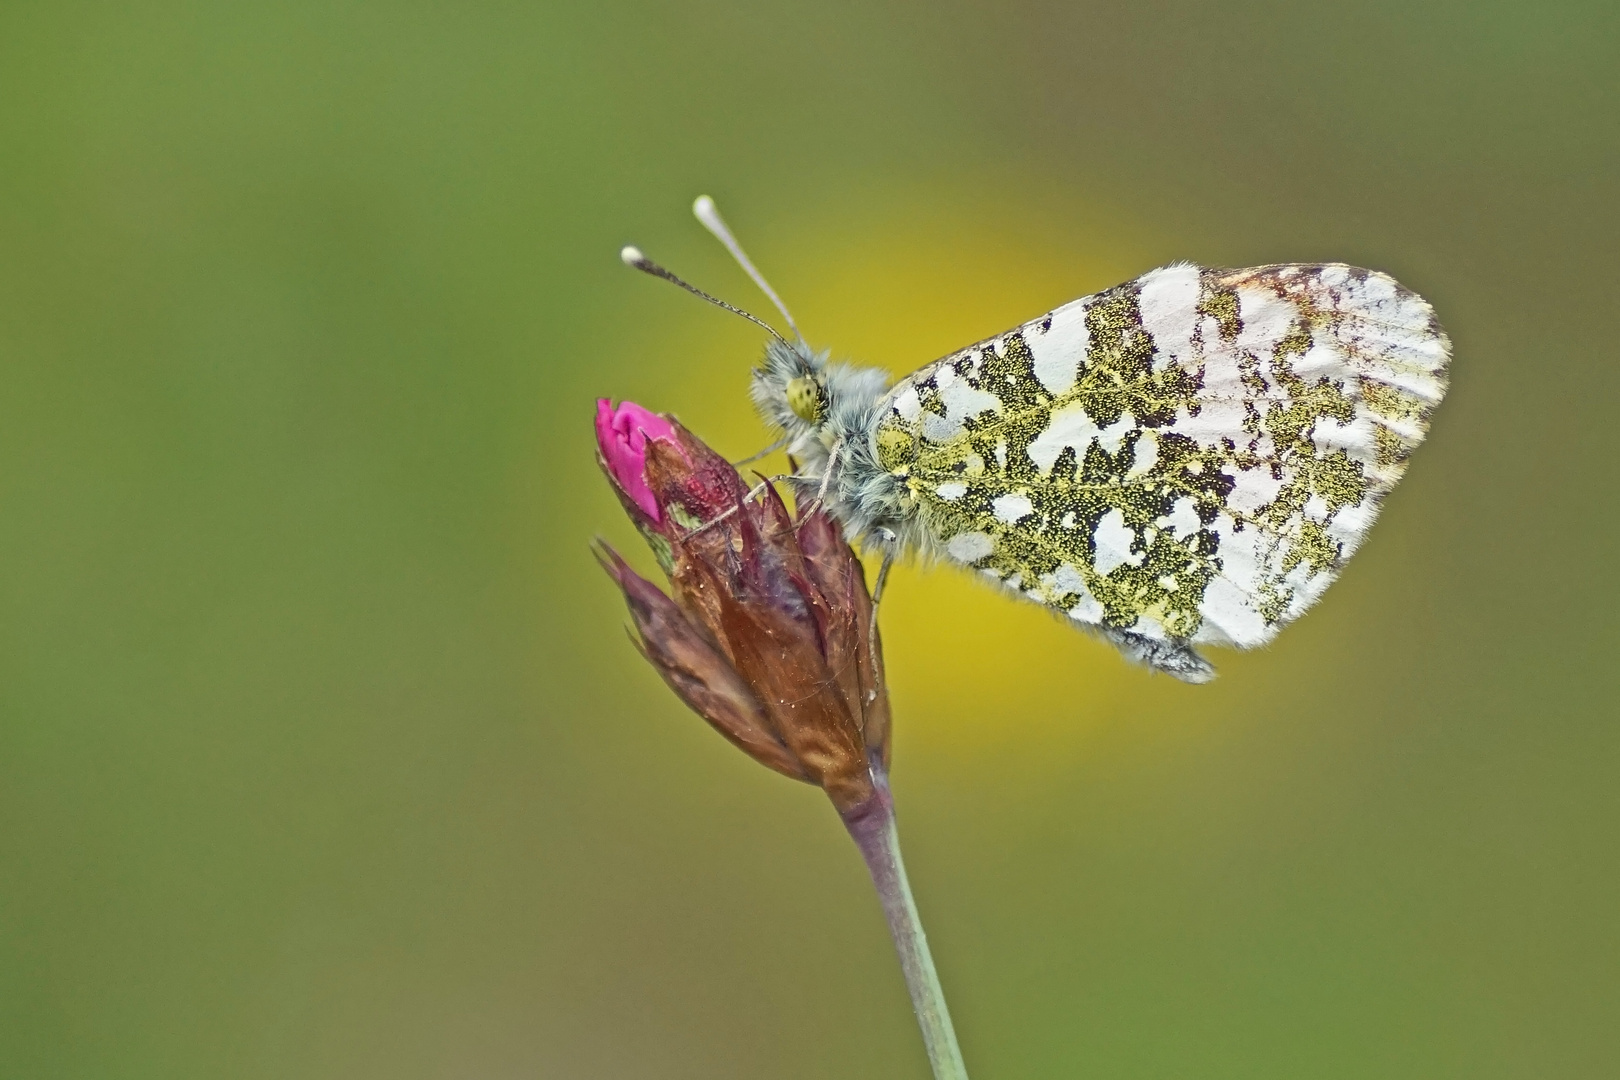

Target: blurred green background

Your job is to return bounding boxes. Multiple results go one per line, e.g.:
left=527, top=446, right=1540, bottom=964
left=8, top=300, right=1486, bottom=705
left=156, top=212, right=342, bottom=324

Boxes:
left=2, top=1, right=1617, bottom=1077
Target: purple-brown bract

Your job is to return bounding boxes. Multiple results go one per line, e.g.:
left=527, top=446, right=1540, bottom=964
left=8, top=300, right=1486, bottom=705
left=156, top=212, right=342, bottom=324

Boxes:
left=594, top=399, right=890, bottom=813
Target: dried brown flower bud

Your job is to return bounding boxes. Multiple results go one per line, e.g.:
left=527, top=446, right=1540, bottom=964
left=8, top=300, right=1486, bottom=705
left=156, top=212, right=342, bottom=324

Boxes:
left=594, top=399, right=890, bottom=812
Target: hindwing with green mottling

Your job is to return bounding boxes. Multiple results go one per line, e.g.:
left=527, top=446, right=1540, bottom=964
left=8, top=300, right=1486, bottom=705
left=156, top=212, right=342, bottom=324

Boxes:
left=873, top=262, right=1449, bottom=653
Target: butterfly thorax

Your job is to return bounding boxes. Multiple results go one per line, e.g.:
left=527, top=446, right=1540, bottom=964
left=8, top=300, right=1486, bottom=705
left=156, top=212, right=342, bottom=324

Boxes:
left=750, top=339, right=920, bottom=553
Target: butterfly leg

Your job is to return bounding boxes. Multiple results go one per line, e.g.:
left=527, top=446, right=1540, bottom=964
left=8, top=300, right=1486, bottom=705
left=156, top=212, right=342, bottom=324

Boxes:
left=867, top=530, right=897, bottom=646
left=796, top=439, right=842, bottom=518
left=731, top=436, right=787, bottom=467
left=871, top=549, right=894, bottom=605
left=680, top=475, right=790, bottom=539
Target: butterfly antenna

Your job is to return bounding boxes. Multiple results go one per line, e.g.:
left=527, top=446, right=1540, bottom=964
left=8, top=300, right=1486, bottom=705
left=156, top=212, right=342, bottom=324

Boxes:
left=619, top=245, right=792, bottom=349
left=692, top=195, right=804, bottom=343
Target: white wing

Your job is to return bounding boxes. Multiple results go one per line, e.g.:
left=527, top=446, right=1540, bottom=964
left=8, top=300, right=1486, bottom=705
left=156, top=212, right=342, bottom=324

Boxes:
left=871, top=262, right=1450, bottom=672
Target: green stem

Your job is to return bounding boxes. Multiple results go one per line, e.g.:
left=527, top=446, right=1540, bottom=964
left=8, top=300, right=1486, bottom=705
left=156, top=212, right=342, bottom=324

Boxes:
left=841, top=771, right=969, bottom=1080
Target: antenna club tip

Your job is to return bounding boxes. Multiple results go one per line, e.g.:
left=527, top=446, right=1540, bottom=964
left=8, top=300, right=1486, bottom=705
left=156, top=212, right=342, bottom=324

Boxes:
left=692, top=195, right=717, bottom=221
left=619, top=245, right=645, bottom=268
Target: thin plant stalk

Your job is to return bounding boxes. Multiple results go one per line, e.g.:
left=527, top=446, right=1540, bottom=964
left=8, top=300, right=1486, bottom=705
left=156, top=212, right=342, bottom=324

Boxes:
left=595, top=404, right=968, bottom=1071
left=842, top=769, right=969, bottom=1080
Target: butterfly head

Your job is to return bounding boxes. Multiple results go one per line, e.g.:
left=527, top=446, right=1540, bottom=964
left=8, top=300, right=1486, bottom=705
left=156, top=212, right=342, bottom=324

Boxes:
left=621, top=198, right=891, bottom=513
left=752, top=338, right=833, bottom=445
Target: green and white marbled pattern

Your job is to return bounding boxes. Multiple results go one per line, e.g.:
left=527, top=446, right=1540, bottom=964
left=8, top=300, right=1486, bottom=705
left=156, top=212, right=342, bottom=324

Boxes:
left=750, top=261, right=1449, bottom=681
left=870, top=263, right=1448, bottom=667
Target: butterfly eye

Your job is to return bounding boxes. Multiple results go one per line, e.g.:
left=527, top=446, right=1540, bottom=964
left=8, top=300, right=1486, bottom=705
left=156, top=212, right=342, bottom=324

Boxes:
left=785, top=375, right=824, bottom=424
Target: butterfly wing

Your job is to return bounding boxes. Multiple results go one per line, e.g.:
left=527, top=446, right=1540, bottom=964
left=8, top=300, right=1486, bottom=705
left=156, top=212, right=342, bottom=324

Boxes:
left=872, top=262, right=1449, bottom=677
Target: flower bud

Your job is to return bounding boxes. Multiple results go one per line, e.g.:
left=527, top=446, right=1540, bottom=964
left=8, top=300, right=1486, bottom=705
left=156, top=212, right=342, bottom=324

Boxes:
left=594, top=398, right=679, bottom=524
left=594, top=400, right=890, bottom=812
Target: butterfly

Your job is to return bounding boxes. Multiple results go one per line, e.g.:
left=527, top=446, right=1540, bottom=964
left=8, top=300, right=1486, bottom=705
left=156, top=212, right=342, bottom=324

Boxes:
left=622, top=197, right=1450, bottom=681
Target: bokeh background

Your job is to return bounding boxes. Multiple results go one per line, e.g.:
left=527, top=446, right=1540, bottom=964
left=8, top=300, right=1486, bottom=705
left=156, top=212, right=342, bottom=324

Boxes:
left=3, top=1, right=1617, bottom=1077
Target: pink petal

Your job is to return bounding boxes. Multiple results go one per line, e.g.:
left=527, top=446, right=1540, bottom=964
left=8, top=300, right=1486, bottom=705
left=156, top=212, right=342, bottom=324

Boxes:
left=595, top=399, right=678, bottom=521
